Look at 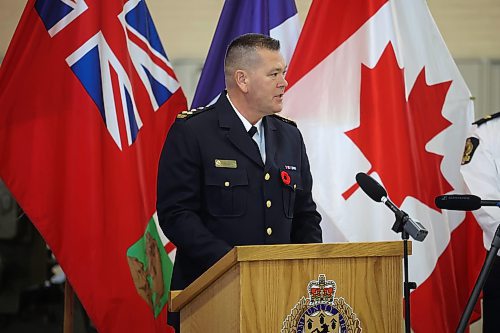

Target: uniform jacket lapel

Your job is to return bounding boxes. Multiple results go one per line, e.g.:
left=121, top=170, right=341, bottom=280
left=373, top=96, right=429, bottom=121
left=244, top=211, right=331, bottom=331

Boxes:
left=264, top=116, right=278, bottom=167
left=217, top=95, right=264, bottom=167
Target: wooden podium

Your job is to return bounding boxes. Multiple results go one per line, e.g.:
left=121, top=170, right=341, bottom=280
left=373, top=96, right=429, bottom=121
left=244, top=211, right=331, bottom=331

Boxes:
left=170, top=241, right=408, bottom=332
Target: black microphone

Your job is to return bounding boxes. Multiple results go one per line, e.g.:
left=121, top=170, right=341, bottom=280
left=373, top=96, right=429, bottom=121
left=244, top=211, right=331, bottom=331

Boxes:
left=435, top=194, right=500, bottom=211
left=355, top=172, right=428, bottom=242
left=356, top=172, right=406, bottom=218
left=435, top=194, right=481, bottom=211
left=355, top=172, right=387, bottom=202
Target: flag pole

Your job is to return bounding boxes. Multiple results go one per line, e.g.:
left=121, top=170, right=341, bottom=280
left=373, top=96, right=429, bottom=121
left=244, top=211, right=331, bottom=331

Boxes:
left=64, top=281, right=75, bottom=333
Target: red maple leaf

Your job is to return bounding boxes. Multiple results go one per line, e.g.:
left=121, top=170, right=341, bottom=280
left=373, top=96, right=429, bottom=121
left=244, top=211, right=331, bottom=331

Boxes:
left=343, top=43, right=453, bottom=209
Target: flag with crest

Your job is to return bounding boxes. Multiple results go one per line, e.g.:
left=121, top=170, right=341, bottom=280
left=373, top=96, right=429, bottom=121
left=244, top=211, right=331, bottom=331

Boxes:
left=0, top=0, right=186, bottom=331
left=283, top=0, right=484, bottom=331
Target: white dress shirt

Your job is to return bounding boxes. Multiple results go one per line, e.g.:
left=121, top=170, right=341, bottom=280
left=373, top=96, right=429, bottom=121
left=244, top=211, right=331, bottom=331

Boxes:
left=227, top=94, right=266, bottom=163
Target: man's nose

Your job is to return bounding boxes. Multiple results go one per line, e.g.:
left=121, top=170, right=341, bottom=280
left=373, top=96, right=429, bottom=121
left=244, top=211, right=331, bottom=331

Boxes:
left=278, top=75, right=288, bottom=88
left=283, top=77, right=288, bottom=88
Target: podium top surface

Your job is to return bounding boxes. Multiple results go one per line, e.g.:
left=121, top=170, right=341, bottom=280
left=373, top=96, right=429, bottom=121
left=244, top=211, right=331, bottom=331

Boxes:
left=170, top=241, right=409, bottom=311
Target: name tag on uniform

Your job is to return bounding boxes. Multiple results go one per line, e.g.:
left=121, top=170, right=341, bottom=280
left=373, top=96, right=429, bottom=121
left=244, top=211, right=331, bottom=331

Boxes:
left=215, top=159, right=237, bottom=168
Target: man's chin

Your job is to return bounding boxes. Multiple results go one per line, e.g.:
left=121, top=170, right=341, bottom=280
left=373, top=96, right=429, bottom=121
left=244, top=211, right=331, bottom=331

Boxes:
left=262, top=104, right=283, bottom=116
left=273, top=103, right=284, bottom=114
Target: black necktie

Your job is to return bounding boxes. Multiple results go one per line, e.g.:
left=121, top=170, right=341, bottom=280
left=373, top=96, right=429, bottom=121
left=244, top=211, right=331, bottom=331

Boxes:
left=247, top=126, right=262, bottom=161
left=248, top=126, right=257, bottom=137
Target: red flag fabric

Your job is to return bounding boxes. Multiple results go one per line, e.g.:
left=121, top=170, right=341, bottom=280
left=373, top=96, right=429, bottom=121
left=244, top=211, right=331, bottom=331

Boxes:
left=0, top=1, right=186, bottom=332
left=284, top=0, right=484, bottom=331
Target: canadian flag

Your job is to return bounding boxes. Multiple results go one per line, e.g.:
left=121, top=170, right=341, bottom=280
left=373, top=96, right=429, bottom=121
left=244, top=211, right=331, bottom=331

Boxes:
left=283, top=0, right=484, bottom=331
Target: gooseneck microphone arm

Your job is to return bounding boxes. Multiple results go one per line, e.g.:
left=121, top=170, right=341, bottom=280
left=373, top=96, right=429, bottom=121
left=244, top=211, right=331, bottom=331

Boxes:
left=355, top=172, right=428, bottom=333
left=356, top=173, right=429, bottom=242
left=381, top=196, right=405, bottom=218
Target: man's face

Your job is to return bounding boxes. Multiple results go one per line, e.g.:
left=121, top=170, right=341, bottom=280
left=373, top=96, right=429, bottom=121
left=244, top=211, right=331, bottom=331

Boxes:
left=246, top=48, right=288, bottom=117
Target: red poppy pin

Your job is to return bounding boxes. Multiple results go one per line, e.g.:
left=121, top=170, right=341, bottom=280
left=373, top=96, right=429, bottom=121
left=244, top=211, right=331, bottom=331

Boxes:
left=281, top=171, right=291, bottom=185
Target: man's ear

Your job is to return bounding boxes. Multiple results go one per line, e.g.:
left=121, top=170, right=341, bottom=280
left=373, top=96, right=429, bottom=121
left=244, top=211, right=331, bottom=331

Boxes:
left=234, top=70, right=248, bottom=93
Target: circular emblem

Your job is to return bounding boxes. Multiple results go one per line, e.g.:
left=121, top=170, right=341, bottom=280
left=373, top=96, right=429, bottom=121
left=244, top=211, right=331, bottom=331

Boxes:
left=281, top=274, right=361, bottom=333
left=297, top=303, right=347, bottom=333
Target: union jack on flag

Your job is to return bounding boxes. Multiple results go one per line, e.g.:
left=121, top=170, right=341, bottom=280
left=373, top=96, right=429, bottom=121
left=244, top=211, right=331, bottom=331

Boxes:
left=37, top=0, right=181, bottom=149
left=0, top=0, right=186, bottom=332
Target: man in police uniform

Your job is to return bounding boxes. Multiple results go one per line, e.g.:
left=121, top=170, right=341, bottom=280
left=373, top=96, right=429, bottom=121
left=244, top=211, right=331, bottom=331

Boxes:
left=156, top=33, right=322, bottom=330
left=460, top=112, right=500, bottom=333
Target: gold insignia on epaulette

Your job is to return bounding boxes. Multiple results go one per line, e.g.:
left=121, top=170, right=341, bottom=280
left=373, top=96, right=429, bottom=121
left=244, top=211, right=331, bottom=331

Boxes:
left=461, top=137, right=479, bottom=165
left=176, top=106, right=211, bottom=120
left=272, top=114, right=297, bottom=127
left=279, top=115, right=293, bottom=123
left=473, top=111, right=500, bottom=126
left=176, top=110, right=193, bottom=119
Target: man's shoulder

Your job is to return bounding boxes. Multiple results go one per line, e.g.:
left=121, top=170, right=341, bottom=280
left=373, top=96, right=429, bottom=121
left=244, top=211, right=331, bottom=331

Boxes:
left=462, top=112, right=500, bottom=165
left=175, top=104, right=216, bottom=122
left=269, top=114, right=297, bottom=128
left=473, top=111, right=500, bottom=127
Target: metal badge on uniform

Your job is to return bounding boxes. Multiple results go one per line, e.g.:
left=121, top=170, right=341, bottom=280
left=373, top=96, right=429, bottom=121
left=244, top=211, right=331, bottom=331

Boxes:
left=215, top=159, right=237, bottom=168
left=461, top=137, right=479, bottom=165
left=284, top=165, right=297, bottom=170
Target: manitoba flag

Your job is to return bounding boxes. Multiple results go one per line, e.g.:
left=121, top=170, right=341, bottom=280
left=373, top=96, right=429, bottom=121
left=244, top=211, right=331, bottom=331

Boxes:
left=0, top=0, right=186, bottom=332
left=284, top=0, right=484, bottom=331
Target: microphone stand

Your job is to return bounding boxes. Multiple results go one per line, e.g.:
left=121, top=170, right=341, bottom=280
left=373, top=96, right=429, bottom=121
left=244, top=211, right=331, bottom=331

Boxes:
left=391, top=211, right=417, bottom=333
left=456, top=224, right=500, bottom=333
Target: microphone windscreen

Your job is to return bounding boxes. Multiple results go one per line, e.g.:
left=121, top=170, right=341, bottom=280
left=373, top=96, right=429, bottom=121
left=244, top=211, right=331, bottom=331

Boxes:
left=355, top=172, right=387, bottom=202
left=434, top=194, right=481, bottom=211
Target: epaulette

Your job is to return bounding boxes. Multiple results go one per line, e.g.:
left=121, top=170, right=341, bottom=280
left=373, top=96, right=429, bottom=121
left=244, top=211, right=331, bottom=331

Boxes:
left=176, top=106, right=211, bottom=120
left=473, top=111, right=500, bottom=127
left=270, top=114, right=297, bottom=127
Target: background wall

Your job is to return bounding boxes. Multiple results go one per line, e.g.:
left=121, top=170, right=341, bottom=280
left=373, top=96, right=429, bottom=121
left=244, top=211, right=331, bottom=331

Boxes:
left=426, top=0, right=500, bottom=119
left=1, top=0, right=499, bottom=118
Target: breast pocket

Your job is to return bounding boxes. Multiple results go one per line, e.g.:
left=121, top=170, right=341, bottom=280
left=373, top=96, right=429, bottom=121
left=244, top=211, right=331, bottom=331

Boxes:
left=205, top=168, right=248, bottom=217
left=281, top=169, right=302, bottom=219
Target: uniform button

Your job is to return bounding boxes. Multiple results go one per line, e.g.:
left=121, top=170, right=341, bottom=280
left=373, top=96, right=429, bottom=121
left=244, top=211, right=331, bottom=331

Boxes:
left=266, top=200, right=272, bottom=208
left=224, top=181, right=230, bottom=187
left=293, top=184, right=297, bottom=190
left=264, top=173, right=270, bottom=181
left=266, top=227, right=273, bottom=236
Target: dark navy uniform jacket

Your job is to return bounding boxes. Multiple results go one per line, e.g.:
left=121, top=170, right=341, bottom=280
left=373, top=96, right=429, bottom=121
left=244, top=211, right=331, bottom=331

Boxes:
left=157, top=93, right=322, bottom=294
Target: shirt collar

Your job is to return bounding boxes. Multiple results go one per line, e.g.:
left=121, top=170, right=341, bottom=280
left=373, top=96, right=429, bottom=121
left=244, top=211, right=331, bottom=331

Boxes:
left=226, top=93, right=263, bottom=135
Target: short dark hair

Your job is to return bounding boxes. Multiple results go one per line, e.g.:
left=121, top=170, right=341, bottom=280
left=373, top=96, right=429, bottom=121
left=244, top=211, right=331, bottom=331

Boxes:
left=224, top=33, right=280, bottom=78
